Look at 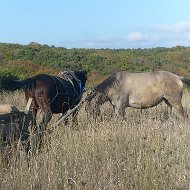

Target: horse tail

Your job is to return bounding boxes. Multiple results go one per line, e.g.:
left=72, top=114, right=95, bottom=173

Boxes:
left=179, top=76, right=190, bottom=86
left=1, top=78, right=36, bottom=92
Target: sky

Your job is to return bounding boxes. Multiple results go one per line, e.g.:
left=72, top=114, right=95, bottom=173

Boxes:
left=1, top=0, right=190, bottom=49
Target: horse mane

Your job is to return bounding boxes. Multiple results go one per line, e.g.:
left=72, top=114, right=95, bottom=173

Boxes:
left=95, top=73, right=119, bottom=93
left=86, top=73, right=119, bottom=108
left=58, top=71, right=77, bottom=81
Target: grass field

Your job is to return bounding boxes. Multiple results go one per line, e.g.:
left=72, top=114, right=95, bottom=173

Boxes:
left=0, top=91, right=190, bottom=190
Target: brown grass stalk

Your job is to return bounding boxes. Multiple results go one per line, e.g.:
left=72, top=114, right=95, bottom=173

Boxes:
left=0, top=91, right=190, bottom=190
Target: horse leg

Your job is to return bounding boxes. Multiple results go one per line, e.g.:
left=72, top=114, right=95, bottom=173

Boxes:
left=112, top=96, right=126, bottom=119
left=167, top=99, right=188, bottom=119
left=163, top=98, right=173, bottom=116
left=114, top=104, right=125, bottom=118
left=39, top=112, right=52, bottom=131
left=172, top=102, right=188, bottom=119
left=32, top=107, right=38, bottom=128
left=25, top=96, right=38, bottom=129
left=25, top=105, right=38, bottom=154
left=29, top=112, right=52, bottom=152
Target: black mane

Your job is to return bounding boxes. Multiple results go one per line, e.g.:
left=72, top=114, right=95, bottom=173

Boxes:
left=86, top=73, right=119, bottom=108
left=95, top=73, right=119, bottom=93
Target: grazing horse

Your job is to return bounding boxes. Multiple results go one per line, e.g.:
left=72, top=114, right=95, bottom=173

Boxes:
left=85, top=71, right=190, bottom=119
left=1, top=70, right=87, bottom=130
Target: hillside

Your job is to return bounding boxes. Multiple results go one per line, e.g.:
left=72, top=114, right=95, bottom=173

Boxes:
left=0, top=43, right=190, bottom=87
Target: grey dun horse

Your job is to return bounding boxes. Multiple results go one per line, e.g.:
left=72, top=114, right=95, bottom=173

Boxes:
left=85, top=71, right=190, bottom=119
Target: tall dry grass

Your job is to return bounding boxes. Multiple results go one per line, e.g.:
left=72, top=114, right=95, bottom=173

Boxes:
left=0, top=90, right=190, bottom=190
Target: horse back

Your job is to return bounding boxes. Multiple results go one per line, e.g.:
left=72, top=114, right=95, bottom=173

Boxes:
left=117, top=71, right=182, bottom=91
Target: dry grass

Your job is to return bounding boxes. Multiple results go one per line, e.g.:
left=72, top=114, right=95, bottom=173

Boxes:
left=0, top=91, right=190, bottom=190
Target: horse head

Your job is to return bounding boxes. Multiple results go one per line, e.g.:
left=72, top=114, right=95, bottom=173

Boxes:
left=73, top=70, right=87, bottom=93
left=85, top=90, right=105, bottom=119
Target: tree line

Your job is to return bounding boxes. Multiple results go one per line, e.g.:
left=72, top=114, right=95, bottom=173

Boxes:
left=0, top=42, right=190, bottom=87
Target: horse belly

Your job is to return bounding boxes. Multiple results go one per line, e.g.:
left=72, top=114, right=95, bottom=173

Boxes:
left=128, top=94, right=163, bottom=109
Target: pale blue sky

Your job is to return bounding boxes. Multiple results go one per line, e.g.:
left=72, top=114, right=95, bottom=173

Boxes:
left=1, top=0, right=190, bottom=48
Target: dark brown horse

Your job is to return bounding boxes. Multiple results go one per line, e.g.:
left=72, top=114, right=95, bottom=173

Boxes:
left=1, top=70, right=87, bottom=130
left=86, top=71, right=190, bottom=119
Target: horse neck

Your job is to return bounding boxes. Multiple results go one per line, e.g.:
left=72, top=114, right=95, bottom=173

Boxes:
left=58, top=71, right=85, bottom=94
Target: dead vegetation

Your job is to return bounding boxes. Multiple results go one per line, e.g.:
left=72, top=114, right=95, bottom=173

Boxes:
left=0, top=91, right=190, bottom=190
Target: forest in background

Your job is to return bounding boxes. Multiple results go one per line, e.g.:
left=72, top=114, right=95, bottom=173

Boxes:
left=0, top=42, right=190, bottom=87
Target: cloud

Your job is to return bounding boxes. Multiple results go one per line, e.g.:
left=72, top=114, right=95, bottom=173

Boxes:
left=60, top=21, right=190, bottom=48
left=127, top=32, right=148, bottom=42
left=154, top=21, right=190, bottom=33
left=124, top=21, right=190, bottom=47
left=150, top=21, right=190, bottom=46
left=74, top=33, right=150, bottom=48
